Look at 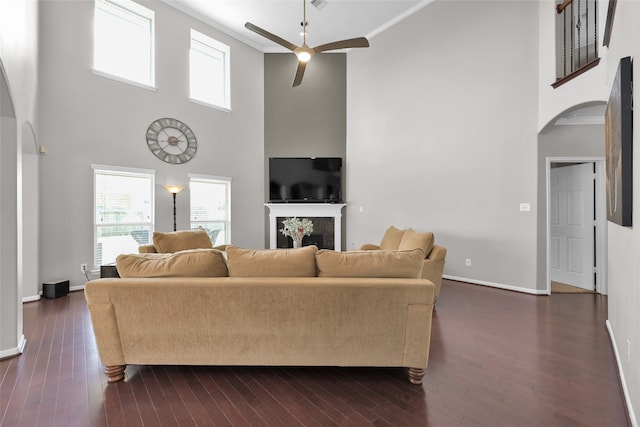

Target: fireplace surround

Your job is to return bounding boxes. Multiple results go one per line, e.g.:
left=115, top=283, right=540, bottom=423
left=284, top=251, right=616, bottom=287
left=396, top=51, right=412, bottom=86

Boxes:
left=266, top=203, right=346, bottom=251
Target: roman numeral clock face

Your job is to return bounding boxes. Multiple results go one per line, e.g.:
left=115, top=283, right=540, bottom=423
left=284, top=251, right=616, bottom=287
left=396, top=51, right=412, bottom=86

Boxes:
left=146, top=118, right=197, bottom=164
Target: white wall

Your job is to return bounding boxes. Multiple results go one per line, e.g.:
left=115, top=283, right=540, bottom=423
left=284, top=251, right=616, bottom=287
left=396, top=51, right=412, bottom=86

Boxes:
left=38, top=0, right=264, bottom=290
left=0, top=0, right=39, bottom=357
left=346, top=0, right=540, bottom=292
left=599, top=1, right=640, bottom=423
left=21, top=127, right=39, bottom=302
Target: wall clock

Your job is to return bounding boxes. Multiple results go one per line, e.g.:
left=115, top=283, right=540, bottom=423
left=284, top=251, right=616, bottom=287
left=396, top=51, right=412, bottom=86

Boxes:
left=146, top=118, right=197, bottom=164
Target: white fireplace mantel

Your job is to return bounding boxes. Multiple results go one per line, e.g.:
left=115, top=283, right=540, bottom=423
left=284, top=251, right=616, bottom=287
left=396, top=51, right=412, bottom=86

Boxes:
left=266, top=203, right=346, bottom=251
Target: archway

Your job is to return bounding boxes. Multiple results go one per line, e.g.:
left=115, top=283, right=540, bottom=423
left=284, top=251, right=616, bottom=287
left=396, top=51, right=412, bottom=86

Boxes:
left=537, top=101, right=607, bottom=294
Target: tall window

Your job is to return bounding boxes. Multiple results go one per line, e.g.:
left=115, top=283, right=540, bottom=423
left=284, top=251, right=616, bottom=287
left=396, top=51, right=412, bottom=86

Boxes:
left=93, top=0, right=155, bottom=88
left=190, top=29, right=231, bottom=111
left=93, top=165, right=155, bottom=268
left=190, top=175, right=231, bottom=246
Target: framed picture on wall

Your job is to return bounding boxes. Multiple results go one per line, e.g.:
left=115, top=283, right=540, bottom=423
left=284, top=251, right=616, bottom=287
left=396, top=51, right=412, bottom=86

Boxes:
left=605, top=56, right=633, bottom=226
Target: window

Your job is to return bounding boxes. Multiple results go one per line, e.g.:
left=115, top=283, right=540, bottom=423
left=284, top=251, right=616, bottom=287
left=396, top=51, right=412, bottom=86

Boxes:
left=93, top=0, right=155, bottom=88
left=189, top=175, right=231, bottom=246
left=190, top=29, right=231, bottom=111
left=93, top=165, right=155, bottom=268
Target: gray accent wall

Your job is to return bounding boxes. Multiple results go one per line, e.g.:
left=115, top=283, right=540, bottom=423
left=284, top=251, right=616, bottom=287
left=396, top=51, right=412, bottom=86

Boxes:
left=264, top=53, right=347, bottom=248
left=265, top=53, right=346, bottom=157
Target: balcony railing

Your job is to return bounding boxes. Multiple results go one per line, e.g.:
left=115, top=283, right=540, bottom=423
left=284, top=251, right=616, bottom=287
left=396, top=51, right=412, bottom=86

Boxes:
left=553, top=0, right=600, bottom=88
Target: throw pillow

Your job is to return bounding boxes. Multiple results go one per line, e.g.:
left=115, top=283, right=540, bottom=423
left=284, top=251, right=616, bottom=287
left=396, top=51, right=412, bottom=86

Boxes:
left=398, top=229, right=434, bottom=256
left=226, top=245, right=318, bottom=277
left=315, top=248, right=425, bottom=278
left=152, top=228, right=213, bottom=253
left=379, top=226, right=405, bottom=250
left=116, top=248, right=228, bottom=278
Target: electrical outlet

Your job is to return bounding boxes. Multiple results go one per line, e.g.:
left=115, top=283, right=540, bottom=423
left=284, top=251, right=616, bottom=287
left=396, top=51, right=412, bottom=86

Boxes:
left=465, top=258, right=472, bottom=267
left=80, top=263, right=88, bottom=273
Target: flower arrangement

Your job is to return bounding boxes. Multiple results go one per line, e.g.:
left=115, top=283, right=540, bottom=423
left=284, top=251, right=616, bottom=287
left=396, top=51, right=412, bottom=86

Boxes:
left=280, top=217, right=314, bottom=248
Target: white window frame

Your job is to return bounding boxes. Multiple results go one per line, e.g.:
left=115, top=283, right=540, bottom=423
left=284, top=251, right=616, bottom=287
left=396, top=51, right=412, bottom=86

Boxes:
left=189, top=29, right=231, bottom=112
left=189, top=174, right=231, bottom=245
left=93, top=0, right=156, bottom=90
left=93, top=164, right=155, bottom=269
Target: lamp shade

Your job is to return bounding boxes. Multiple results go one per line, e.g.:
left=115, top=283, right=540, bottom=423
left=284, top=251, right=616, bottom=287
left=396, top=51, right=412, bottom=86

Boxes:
left=164, top=185, right=185, bottom=194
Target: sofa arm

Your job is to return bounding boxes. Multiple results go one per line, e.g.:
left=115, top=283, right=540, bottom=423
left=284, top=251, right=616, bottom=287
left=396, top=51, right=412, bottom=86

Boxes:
left=360, top=244, right=382, bottom=251
left=421, top=245, right=447, bottom=303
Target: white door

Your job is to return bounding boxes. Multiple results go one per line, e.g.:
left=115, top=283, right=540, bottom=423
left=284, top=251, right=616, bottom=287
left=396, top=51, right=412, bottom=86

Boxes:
left=549, top=163, right=595, bottom=290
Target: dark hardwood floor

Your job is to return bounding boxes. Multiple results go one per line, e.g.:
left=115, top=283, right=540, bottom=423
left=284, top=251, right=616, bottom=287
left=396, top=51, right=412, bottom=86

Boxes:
left=0, top=279, right=630, bottom=426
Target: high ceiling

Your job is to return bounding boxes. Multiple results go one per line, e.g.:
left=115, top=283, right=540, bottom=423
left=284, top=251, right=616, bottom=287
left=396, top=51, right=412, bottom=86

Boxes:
left=159, top=0, right=606, bottom=124
left=160, top=0, right=431, bottom=52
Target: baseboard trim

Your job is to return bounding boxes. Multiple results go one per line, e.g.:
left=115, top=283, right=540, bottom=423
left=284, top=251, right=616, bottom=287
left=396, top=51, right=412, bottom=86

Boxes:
left=22, top=295, right=41, bottom=303
left=606, top=320, right=638, bottom=427
left=23, top=285, right=85, bottom=304
left=0, top=335, right=26, bottom=360
left=443, top=275, right=548, bottom=295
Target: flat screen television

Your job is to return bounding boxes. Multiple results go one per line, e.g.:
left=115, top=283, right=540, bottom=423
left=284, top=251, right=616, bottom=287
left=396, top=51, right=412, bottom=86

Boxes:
left=269, top=157, right=343, bottom=203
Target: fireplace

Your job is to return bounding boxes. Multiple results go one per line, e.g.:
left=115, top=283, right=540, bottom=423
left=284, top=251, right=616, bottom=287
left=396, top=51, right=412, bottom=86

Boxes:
left=276, top=217, right=333, bottom=249
left=266, top=203, right=345, bottom=251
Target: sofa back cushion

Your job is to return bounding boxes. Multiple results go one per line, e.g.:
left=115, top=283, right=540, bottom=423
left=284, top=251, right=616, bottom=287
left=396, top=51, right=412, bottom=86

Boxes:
left=379, top=226, right=406, bottom=250
left=226, top=245, right=318, bottom=277
left=398, top=229, right=435, bottom=256
left=116, top=248, right=228, bottom=278
left=316, top=248, right=425, bottom=278
left=152, top=228, right=213, bottom=253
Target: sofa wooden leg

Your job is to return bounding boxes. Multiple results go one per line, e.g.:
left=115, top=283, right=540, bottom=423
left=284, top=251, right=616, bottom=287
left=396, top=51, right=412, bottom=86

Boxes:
left=105, top=365, right=126, bottom=383
left=408, top=367, right=425, bottom=385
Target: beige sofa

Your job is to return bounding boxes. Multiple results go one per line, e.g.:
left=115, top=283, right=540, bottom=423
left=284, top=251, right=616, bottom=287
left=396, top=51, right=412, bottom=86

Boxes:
left=85, top=244, right=435, bottom=386
left=361, top=226, right=447, bottom=302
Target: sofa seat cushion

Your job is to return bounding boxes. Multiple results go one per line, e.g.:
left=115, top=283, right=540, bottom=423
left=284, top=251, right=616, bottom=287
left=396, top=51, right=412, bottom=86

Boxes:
left=152, top=229, right=213, bottom=253
left=316, top=249, right=425, bottom=278
left=226, top=245, right=318, bottom=277
left=398, top=229, right=435, bottom=256
left=116, top=249, right=228, bottom=278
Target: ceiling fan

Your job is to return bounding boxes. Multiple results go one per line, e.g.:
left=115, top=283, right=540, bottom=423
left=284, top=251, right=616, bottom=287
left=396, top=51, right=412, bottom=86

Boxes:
left=245, top=0, right=369, bottom=87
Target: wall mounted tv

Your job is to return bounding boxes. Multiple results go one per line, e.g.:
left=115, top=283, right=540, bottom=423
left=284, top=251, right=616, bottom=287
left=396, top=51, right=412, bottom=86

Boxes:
left=269, top=157, right=343, bottom=203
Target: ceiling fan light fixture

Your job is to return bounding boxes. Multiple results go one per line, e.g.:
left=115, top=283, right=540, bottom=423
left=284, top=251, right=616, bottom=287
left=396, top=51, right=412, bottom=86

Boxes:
left=245, top=0, right=368, bottom=87
left=296, top=51, right=312, bottom=62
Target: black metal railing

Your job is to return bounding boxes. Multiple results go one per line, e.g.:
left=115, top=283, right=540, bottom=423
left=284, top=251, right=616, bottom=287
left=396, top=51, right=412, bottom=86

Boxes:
left=553, top=0, right=600, bottom=88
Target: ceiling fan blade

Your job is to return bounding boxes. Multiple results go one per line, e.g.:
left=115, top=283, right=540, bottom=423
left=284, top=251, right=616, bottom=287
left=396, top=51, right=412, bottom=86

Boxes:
left=292, top=61, right=307, bottom=87
left=245, top=22, right=299, bottom=52
left=313, top=37, right=370, bottom=53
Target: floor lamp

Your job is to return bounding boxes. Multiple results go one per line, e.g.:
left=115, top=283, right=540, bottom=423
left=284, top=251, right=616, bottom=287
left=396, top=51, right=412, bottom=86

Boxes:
left=164, top=185, right=185, bottom=231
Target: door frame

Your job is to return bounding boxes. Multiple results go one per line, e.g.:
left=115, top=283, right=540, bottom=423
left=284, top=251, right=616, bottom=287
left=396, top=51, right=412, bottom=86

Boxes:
left=546, top=156, right=607, bottom=295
